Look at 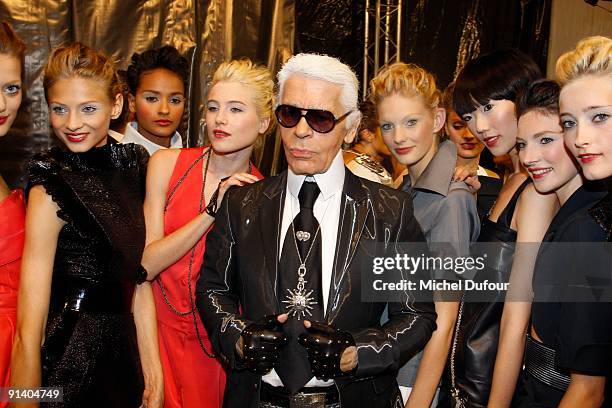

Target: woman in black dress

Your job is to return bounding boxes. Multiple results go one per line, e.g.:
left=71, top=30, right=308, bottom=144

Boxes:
left=516, top=35, right=612, bottom=407
left=443, top=50, right=559, bottom=407
left=513, top=77, right=609, bottom=407
left=10, top=43, right=163, bottom=407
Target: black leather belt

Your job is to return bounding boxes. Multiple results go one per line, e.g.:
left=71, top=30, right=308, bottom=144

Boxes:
left=524, top=334, right=570, bottom=391
left=260, top=382, right=340, bottom=408
left=51, top=283, right=134, bottom=315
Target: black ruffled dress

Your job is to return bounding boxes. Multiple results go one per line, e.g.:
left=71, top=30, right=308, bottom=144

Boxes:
left=26, top=140, right=149, bottom=407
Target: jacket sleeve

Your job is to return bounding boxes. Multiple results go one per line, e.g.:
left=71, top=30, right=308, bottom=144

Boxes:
left=350, top=194, right=438, bottom=377
left=195, top=187, right=250, bottom=369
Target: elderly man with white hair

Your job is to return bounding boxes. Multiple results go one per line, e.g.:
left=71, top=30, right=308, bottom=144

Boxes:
left=196, top=53, right=437, bottom=408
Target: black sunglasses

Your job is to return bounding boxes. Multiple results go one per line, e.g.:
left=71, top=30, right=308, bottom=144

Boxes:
left=274, top=104, right=352, bottom=134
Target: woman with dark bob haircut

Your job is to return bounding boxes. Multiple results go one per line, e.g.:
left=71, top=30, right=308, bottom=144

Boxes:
left=441, top=50, right=559, bottom=407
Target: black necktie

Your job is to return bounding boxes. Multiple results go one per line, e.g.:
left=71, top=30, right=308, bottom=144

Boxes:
left=276, top=180, right=324, bottom=394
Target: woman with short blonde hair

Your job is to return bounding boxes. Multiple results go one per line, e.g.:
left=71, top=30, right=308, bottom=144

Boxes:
left=371, top=62, right=480, bottom=408
left=142, top=58, right=273, bottom=408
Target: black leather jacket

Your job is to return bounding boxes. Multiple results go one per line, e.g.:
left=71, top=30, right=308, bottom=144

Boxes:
left=196, top=169, right=437, bottom=408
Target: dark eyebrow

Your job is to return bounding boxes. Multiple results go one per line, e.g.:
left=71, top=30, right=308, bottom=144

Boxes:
left=141, top=90, right=185, bottom=96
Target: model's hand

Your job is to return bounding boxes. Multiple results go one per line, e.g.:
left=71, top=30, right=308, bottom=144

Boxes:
left=140, top=373, right=164, bottom=408
left=237, top=314, right=289, bottom=374
left=217, top=173, right=259, bottom=205
left=298, top=320, right=357, bottom=380
left=452, top=165, right=481, bottom=193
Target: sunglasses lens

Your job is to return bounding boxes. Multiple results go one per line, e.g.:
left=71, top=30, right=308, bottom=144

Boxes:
left=275, top=105, right=338, bottom=133
left=276, top=105, right=301, bottom=128
left=306, top=110, right=336, bottom=133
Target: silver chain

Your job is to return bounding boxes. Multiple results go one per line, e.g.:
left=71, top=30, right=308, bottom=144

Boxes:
left=449, top=294, right=467, bottom=408
left=157, top=147, right=251, bottom=358
left=290, top=218, right=321, bottom=292
left=289, top=186, right=328, bottom=288
left=157, top=148, right=211, bottom=316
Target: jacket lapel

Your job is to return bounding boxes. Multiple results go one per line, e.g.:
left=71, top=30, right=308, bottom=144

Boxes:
left=259, top=172, right=287, bottom=312
left=326, top=170, right=371, bottom=322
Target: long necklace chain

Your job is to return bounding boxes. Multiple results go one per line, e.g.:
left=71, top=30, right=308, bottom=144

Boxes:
left=157, top=147, right=224, bottom=358
left=449, top=294, right=467, bottom=407
left=291, top=216, right=322, bottom=295
left=158, top=148, right=211, bottom=317
left=282, top=191, right=330, bottom=319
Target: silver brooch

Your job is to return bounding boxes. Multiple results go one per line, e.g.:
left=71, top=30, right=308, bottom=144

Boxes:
left=295, top=230, right=311, bottom=242
left=283, top=288, right=316, bottom=320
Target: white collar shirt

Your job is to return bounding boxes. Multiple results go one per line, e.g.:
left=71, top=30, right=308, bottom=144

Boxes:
left=120, top=121, right=183, bottom=155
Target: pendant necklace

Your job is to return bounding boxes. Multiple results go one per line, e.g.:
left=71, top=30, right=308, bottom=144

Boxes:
left=282, top=192, right=329, bottom=320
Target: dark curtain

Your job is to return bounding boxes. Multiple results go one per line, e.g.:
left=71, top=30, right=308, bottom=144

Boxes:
left=0, top=0, right=294, bottom=187
left=402, top=0, right=551, bottom=88
left=295, top=0, right=365, bottom=82
left=295, top=0, right=551, bottom=92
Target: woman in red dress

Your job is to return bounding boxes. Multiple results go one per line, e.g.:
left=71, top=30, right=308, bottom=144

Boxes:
left=0, top=22, right=26, bottom=406
left=141, top=59, right=274, bottom=408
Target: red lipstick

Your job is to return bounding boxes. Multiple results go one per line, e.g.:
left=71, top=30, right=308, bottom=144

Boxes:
left=527, top=167, right=552, bottom=180
left=461, top=142, right=478, bottom=150
left=0, top=116, right=8, bottom=125
left=483, top=136, right=499, bottom=148
left=213, top=129, right=230, bottom=138
left=578, top=153, right=601, bottom=164
left=395, top=146, right=414, bottom=155
left=66, top=133, right=87, bottom=143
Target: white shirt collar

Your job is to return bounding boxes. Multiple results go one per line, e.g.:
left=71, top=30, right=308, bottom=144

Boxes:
left=121, top=121, right=183, bottom=155
left=287, top=150, right=345, bottom=201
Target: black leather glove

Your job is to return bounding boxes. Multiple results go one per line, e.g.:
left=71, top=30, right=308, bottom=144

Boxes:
left=298, top=321, right=356, bottom=380
left=239, top=314, right=289, bottom=374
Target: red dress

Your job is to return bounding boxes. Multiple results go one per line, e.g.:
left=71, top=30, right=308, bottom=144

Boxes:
left=0, top=190, right=25, bottom=407
left=152, top=147, right=263, bottom=408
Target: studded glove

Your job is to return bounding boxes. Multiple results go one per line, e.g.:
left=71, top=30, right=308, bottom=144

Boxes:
left=239, top=314, right=289, bottom=374
left=298, top=321, right=356, bottom=380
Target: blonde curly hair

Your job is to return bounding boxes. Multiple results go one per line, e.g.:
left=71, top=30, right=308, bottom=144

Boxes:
left=556, top=36, right=612, bottom=85
left=369, top=62, right=441, bottom=110
left=210, top=59, right=275, bottom=134
left=43, top=42, right=121, bottom=103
